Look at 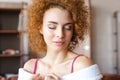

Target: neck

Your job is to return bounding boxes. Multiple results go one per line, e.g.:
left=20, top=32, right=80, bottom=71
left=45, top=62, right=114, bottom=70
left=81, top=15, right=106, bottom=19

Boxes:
left=43, top=49, right=69, bottom=65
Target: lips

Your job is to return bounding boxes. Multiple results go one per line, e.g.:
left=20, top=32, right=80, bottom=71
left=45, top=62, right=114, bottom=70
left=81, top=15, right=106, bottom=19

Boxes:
left=53, top=41, right=64, bottom=46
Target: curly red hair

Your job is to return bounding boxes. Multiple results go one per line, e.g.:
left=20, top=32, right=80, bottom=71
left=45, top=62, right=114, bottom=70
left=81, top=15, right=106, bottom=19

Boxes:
left=28, top=0, right=89, bottom=53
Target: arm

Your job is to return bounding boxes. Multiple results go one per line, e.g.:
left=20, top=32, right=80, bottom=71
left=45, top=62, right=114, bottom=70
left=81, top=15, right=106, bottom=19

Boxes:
left=73, top=55, right=93, bottom=72
left=61, top=56, right=103, bottom=80
left=18, top=59, right=43, bottom=80
left=74, top=56, right=103, bottom=80
left=61, top=64, right=103, bottom=80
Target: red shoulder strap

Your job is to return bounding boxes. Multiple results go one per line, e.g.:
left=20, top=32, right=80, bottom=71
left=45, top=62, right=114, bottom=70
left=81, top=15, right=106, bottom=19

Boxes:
left=71, top=55, right=82, bottom=73
left=33, top=59, right=39, bottom=74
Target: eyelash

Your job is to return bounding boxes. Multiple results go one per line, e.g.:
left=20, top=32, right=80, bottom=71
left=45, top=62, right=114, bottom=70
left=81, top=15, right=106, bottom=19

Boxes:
left=48, top=24, right=73, bottom=30
left=48, top=24, right=56, bottom=29
left=48, top=27, right=56, bottom=29
left=64, top=26, right=73, bottom=30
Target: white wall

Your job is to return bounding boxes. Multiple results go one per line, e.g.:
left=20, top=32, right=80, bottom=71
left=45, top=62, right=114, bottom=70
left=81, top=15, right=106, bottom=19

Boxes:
left=91, top=0, right=120, bottom=74
left=0, top=0, right=31, bottom=3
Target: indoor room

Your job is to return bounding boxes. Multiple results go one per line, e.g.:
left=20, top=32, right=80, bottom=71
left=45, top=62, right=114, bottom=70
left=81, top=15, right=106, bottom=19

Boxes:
left=0, top=0, right=120, bottom=80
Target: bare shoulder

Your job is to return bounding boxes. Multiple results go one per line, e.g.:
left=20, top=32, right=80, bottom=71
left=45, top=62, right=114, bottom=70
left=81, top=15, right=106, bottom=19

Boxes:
left=74, top=55, right=94, bottom=71
left=23, top=58, right=36, bottom=73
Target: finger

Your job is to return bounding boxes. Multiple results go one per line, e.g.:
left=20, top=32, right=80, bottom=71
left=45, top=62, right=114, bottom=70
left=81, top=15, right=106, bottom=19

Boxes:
left=0, top=76, right=5, bottom=80
left=46, top=73, right=60, bottom=80
left=30, top=74, right=43, bottom=80
left=1, top=77, right=6, bottom=80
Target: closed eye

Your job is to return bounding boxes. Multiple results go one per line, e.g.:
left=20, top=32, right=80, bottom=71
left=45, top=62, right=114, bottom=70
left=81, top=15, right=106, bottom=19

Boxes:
left=64, top=25, right=73, bottom=30
left=48, top=24, right=56, bottom=29
left=49, top=27, right=56, bottom=29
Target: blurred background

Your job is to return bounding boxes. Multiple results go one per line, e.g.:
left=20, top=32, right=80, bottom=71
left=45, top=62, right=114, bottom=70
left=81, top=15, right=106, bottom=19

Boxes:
left=0, top=0, right=120, bottom=80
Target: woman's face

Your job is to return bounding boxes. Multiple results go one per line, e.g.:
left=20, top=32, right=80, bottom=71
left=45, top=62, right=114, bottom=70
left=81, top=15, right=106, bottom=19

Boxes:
left=41, top=8, right=74, bottom=51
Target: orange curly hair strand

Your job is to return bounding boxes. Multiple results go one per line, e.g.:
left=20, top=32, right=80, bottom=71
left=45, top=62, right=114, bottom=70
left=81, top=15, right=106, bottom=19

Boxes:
left=28, top=0, right=89, bottom=54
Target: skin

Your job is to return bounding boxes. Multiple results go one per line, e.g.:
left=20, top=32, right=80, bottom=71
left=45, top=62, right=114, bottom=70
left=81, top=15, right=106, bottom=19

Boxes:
left=0, top=76, right=6, bottom=80
left=24, top=8, right=93, bottom=80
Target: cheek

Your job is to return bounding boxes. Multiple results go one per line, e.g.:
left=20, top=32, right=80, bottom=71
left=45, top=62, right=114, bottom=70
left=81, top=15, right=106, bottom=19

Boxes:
left=42, top=34, right=52, bottom=45
left=44, top=33, right=53, bottom=39
left=65, top=32, right=73, bottom=41
left=42, top=29, right=54, bottom=41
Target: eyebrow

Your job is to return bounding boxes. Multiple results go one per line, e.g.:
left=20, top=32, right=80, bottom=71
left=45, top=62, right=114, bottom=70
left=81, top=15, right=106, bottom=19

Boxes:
left=48, top=21, right=58, bottom=24
left=48, top=21, right=73, bottom=26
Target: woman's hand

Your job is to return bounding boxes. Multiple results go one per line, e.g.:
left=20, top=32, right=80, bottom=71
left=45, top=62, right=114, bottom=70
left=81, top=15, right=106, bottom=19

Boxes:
left=30, top=74, right=44, bottom=80
left=0, top=76, right=6, bottom=80
left=45, top=73, right=60, bottom=80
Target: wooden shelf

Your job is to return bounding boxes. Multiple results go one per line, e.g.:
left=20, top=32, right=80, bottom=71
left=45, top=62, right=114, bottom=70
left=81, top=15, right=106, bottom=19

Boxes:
left=0, top=2, right=23, bottom=10
left=0, top=54, right=24, bottom=74
left=0, top=54, right=23, bottom=58
left=0, top=30, right=19, bottom=34
left=0, top=2, right=28, bottom=74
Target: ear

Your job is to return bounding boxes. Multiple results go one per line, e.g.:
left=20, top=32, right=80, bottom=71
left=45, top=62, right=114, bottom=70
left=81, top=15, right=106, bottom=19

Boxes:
left=40, top=29, right=43, bottom=34
left=39, top=25, right=43, bottom=34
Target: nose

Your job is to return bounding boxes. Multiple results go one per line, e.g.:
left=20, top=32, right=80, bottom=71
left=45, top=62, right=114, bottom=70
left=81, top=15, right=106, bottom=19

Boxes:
left=56, top=28, right=64, bottom=39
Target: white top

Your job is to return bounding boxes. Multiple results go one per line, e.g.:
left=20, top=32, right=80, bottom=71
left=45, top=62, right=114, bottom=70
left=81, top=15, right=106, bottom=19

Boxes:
left=18, top=64, right=103, bottom=80
left=61, top=64, right=102, bottom=80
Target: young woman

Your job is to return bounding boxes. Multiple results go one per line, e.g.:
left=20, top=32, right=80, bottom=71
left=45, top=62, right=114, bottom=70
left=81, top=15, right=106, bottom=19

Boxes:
left=18, top=0, right=102, bottom=80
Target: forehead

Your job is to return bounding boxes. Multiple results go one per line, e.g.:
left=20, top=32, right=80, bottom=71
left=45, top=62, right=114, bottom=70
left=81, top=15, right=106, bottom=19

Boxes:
left=43, top=8, right=73, bottom=23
